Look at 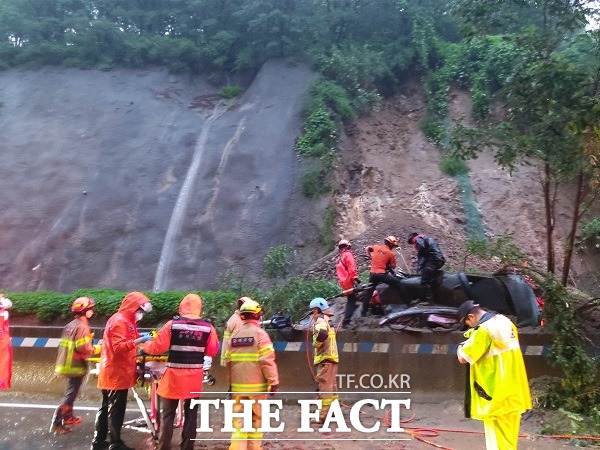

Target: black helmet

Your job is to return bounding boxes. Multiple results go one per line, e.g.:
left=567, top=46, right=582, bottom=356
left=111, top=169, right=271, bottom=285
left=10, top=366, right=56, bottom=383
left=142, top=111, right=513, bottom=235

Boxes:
left=407, top=232, right=419, bottom=244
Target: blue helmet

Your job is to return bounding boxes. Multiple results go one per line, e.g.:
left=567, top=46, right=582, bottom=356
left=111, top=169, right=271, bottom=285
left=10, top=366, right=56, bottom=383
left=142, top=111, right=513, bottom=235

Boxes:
left=309, top=297, right=329, bottom=311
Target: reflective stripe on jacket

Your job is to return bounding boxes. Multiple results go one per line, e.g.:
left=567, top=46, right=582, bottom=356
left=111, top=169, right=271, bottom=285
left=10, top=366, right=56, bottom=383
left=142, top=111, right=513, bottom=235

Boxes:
left=55, top=317, right=94, bottom=377
left=143, top=317, right=220, bottom=399
left=167, top=318, right=211, bottom=369
left=224, top=319, right=279, bottom=393
left=313, top=316, right=339, bottom=364
left=221, top=311, right=243, bottom=366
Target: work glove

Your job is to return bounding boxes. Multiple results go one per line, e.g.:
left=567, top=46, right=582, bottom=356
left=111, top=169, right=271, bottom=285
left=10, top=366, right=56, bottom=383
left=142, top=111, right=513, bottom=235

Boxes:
left=137, top=332, right=153, bottom=344
left=269, top=384, right=279, bottom=397
left=89, top=332, right=95, bottom=340
left=203, top=356, right=212, bottom=371
left=93, top=344, right=102, bottom=355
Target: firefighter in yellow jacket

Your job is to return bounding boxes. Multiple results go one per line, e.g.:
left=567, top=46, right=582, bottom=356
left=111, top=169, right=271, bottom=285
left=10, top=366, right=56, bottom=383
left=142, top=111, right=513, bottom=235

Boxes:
left=50, top=297, right=101, bottom=434
left=456, top=300, right=531, bottom=450
left=310, top=297, right=339, bottom=423
left=223, top=298, right=279, bottom=450
left=220, top=297, right=249, bottom=367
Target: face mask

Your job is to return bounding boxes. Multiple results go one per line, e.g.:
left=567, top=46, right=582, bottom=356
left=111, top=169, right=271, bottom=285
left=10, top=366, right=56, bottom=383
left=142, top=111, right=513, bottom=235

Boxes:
left=135, top=311, right=144, bottom=322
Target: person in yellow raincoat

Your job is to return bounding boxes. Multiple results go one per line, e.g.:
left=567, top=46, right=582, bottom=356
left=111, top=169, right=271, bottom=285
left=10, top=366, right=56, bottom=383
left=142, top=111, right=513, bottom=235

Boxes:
left=456, top=300, right=531, bottom=450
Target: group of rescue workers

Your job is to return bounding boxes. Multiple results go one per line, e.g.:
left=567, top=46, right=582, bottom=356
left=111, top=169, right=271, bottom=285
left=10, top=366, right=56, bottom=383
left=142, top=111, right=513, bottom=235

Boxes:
left=42, top=290, right=338, bottom=450
left=0, top=231, right=532, bottom=450
left=336, top=232, right=446, bottom=328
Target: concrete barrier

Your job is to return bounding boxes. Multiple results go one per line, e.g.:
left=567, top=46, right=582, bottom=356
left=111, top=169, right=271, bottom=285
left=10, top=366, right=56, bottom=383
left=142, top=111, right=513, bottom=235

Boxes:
left=9, top=325, right=558, bottom=396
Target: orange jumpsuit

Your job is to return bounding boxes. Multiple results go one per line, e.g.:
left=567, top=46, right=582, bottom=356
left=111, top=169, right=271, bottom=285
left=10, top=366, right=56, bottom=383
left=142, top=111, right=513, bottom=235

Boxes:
left=224, top=319, right=279, bottom=450
left=366, top=244, right=396, bottom=273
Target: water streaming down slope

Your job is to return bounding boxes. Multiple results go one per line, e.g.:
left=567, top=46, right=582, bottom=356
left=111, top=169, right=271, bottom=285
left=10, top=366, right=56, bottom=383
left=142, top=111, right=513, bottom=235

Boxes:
left=153, top=105, right=226, bottom=292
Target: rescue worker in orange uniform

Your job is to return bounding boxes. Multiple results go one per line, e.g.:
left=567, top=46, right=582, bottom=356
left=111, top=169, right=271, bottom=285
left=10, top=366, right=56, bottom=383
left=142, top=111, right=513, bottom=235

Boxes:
left=363, top=236, right=408, bottom=315
left=220, top=297, right=248, bottom=367
left=223, top=298, right=279, bottom=450
left=51, top=297, right=101, bottom=435
left=336, top=239, right=361, bottom=329
left=310, top=297, right=339, bottom=423
left=92, top=292, right=154, bottom=450
left=0, top=293, right=13, bottom=391
left=142, top=293, right=219, bottom=450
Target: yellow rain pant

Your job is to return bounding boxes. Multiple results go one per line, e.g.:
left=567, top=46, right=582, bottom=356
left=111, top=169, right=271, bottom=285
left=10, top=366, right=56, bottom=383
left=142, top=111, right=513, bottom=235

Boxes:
left=482, top=411, right=521, bottom=450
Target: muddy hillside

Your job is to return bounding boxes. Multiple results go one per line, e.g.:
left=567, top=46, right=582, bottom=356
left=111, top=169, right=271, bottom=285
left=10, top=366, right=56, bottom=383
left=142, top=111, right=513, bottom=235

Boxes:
left=0, top=62, right=598, bottom=296
left=309, top=83, right=600, bottom=299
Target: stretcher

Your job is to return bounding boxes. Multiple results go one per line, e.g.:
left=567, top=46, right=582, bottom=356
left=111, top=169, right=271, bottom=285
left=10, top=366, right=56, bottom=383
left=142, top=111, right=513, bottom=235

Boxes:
left=88, top=355, right=216, bottom=441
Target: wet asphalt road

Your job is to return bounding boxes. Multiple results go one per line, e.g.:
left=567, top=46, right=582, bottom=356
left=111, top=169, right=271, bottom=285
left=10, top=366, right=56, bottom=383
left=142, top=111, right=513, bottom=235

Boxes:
left=0, top=60, right=316, bottom=292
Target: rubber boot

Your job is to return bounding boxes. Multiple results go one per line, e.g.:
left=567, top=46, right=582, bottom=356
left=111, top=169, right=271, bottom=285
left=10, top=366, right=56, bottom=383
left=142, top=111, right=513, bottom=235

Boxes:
left=63, top=405, right=82, bottom=425
left=50, top=404, right=69, bottom=434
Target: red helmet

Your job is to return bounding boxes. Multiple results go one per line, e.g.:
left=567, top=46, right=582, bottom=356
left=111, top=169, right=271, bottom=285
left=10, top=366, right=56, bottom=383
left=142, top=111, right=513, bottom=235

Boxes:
left=71, top=297, right=95, bottom=314
left=384, top=235, right=399, bottom=248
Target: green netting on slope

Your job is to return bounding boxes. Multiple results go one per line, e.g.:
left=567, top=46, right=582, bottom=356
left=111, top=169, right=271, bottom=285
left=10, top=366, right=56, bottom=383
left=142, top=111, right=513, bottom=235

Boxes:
left=455, top=173, right=487, bottom=241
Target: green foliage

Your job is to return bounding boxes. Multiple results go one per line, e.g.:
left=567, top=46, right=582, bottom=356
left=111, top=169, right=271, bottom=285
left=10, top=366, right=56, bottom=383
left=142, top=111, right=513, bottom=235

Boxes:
left=295, top=106, right=338, bottom=157
left=5, top=277, right=342, bottom=328
left=536, top=274, right=600, bottom=415
left=220, top=86, right=244, bottom=99
left=301, top=163, right=330, bottom=199
left=309, top=78, right=356, bottom=121
left=9, top=291, right=72, bottom=322
left=420, top=116, right=445, bottom=146
left=263, top=277, right=338, bottom=321
left=582, top=218, right=600, bottom=250
left=440, top=152, right=469, bottom=176
left=319, top=207, right=336, bottom=252
left=460, top=233, right=524, bottom=270
left=262, top=245, right=294, bottom=280
left=8, top=288, right=239, bottom=328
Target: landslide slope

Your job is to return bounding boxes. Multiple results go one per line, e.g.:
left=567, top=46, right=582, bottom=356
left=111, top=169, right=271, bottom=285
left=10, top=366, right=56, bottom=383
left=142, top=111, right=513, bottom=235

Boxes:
left=311, top=82, right=600, bottom=298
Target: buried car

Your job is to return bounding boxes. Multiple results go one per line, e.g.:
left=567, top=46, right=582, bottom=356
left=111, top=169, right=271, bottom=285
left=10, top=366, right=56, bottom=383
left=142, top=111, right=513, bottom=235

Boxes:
left=374, top=271, right=541, bottom=328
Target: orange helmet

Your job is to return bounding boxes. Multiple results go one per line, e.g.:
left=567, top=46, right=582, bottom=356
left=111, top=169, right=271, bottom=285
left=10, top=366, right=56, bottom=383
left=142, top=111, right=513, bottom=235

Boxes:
left=384, top=235, right=399, bottom=247
left=71, top=297, right=95, bottom=313
left=337, top=239, right=351, bottom=249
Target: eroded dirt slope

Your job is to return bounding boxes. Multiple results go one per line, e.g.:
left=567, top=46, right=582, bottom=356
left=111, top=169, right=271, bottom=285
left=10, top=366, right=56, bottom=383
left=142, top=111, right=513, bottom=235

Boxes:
left=310, top=83, right=600, bottom=298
